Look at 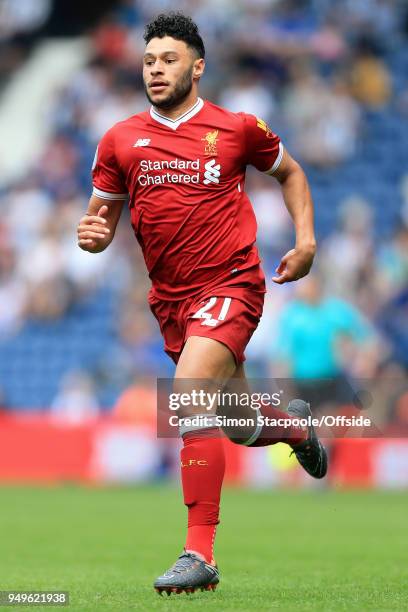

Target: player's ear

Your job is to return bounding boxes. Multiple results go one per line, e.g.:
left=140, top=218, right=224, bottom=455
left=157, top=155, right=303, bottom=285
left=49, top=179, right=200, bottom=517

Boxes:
left=193, top=58, right=205, bottom=80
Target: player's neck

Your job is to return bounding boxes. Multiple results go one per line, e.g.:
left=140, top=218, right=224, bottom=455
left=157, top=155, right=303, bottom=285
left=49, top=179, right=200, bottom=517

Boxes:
left=153, top=94, right=200, bottom=121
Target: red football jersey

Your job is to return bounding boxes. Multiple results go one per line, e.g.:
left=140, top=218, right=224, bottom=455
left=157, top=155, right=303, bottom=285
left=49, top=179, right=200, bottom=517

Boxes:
left=92, top=98, right=283, bottom=300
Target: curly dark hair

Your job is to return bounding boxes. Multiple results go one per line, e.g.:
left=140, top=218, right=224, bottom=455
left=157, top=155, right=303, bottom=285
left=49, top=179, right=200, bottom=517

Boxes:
left=144, top=12, right=205, bottom=59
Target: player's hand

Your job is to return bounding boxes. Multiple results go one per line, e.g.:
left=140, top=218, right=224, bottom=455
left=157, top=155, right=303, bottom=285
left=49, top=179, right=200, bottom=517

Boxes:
left=272, top=246, right=315, bottom=284
left=77, top=205, right=111, bottom=252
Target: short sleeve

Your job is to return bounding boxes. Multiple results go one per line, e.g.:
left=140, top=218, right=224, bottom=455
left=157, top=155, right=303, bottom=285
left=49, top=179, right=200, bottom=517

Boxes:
left=92, top=128, right=128, bottom=200
left=240, top=113, right=284, bottom=175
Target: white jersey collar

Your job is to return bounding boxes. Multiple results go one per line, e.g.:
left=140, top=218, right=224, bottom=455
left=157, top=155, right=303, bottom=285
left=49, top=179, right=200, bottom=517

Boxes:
left=150, top=97, right=204, bottom=130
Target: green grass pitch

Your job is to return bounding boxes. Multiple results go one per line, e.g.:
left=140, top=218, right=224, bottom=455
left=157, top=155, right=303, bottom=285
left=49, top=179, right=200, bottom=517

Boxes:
left=0, top=486, right=406, bottom=610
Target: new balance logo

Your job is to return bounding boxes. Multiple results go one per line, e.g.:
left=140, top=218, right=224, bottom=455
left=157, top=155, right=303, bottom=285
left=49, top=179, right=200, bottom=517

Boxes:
left=203, top=159, right=221, bottom=185
left=133, top=138, right=151, bottom=147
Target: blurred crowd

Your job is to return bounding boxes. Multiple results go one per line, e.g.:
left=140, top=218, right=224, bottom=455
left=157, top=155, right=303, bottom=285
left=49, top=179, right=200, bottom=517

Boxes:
left=0, top=0, right=408, bottom=414
left=0, top=0, right=52, bottom=89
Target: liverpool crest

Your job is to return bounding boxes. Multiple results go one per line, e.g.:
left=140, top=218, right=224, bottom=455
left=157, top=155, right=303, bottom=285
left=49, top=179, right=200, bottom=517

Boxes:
left=202, top=129, right=219, bottom=157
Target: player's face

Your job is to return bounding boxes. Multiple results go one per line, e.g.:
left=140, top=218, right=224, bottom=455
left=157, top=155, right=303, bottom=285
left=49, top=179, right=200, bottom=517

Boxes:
left=143, top=36, right=203, bottom=110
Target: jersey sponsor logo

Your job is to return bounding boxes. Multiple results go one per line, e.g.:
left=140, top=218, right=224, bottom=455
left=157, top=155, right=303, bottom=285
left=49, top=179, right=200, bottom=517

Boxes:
left=140, top=159, right=199, bottom=172
left=138, top=158, right=200, bottom=186
left=256, top=117, right=274, bottom=139
left=137, top=158, right=222, bottom=187
left=201, top=129, right=219, bottom=157
left=133, top=138, right=151, bottom=147
left=203, top=159, right=221, bottom=185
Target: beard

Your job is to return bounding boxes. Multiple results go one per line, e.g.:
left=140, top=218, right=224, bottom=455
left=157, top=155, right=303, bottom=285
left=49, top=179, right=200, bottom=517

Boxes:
left=144, top=65, right=194, bottom=110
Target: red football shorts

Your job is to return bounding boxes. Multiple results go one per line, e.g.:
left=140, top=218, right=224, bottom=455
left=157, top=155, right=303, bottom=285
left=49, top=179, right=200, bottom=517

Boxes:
left=148, top=267, right=266, bottom=364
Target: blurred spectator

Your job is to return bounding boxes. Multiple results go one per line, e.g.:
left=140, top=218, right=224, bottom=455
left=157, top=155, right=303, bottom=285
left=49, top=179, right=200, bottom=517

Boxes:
left=319, top=196, right=374, bottom=300
left=400, top=174, right=408, bottom=226
left=0, top=239, right=27, bottom=336
left=377, top=285, right=408, bottom=368
left=114, top=378, right=156, bottom=424
left=375, top=225, right=408, bottom=298
left=219, top=71, right=277, bottom=120
left=51, top=371, right=99, bottom=424
left=349, top=47, right=392, bottom=108
left=284, top=63, right=360, bottom=166
left=248, top=172, right=293, bottom=262
left=92, top=14, right=129, bottom=63
left=0, top=0, right=52, bottom=89
left=309, top=17, right=347, bottom=64
left=384, top=371, right=408, bottom=436
left=336, top=0, right=400, bottom=41
left=117, top=288, right=164, bottom=374
left=3, top=178, right=52, bottom=254
left=270, top=275, right=379, bottom=409
left=0, top=0, right=51, bottom=39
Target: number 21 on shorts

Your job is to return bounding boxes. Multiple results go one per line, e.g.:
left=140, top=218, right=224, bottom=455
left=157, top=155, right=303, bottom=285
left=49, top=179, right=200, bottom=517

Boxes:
left=192, top=297, right=232, bottom=327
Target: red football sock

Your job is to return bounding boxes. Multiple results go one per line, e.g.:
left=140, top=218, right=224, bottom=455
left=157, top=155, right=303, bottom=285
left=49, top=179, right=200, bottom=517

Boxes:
left=181, top=427, right=225, bottom=565
left=248, top=403, right=307, bottom=447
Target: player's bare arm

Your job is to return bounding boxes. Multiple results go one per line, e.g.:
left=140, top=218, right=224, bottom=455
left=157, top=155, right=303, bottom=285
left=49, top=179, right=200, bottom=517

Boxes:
left=271, top=148, right=317, bottom=284
left=77, top=194, right=125, bottom=253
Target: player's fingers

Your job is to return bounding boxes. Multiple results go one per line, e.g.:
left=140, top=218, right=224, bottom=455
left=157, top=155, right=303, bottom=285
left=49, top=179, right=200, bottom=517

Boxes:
left=78, top=239, right=96, bottom=250
left=82, top=214, right=107, bottom=224
left=275, top=260, right=285, bottom=274
left=78, top=230, right=108, bottom=240
left=281, top=248, right=296, bottom=262
left=275, top=249, right=297, bottom=273
left=272, top=271, right=296, bottom=284
left=97, top=205, right=109, bottom=217
left=77, top=225, right=110, bottom=235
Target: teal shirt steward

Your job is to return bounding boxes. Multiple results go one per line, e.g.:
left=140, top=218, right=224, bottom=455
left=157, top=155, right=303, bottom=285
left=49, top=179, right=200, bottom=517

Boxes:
left=273, top=298, right=371, bottom=378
